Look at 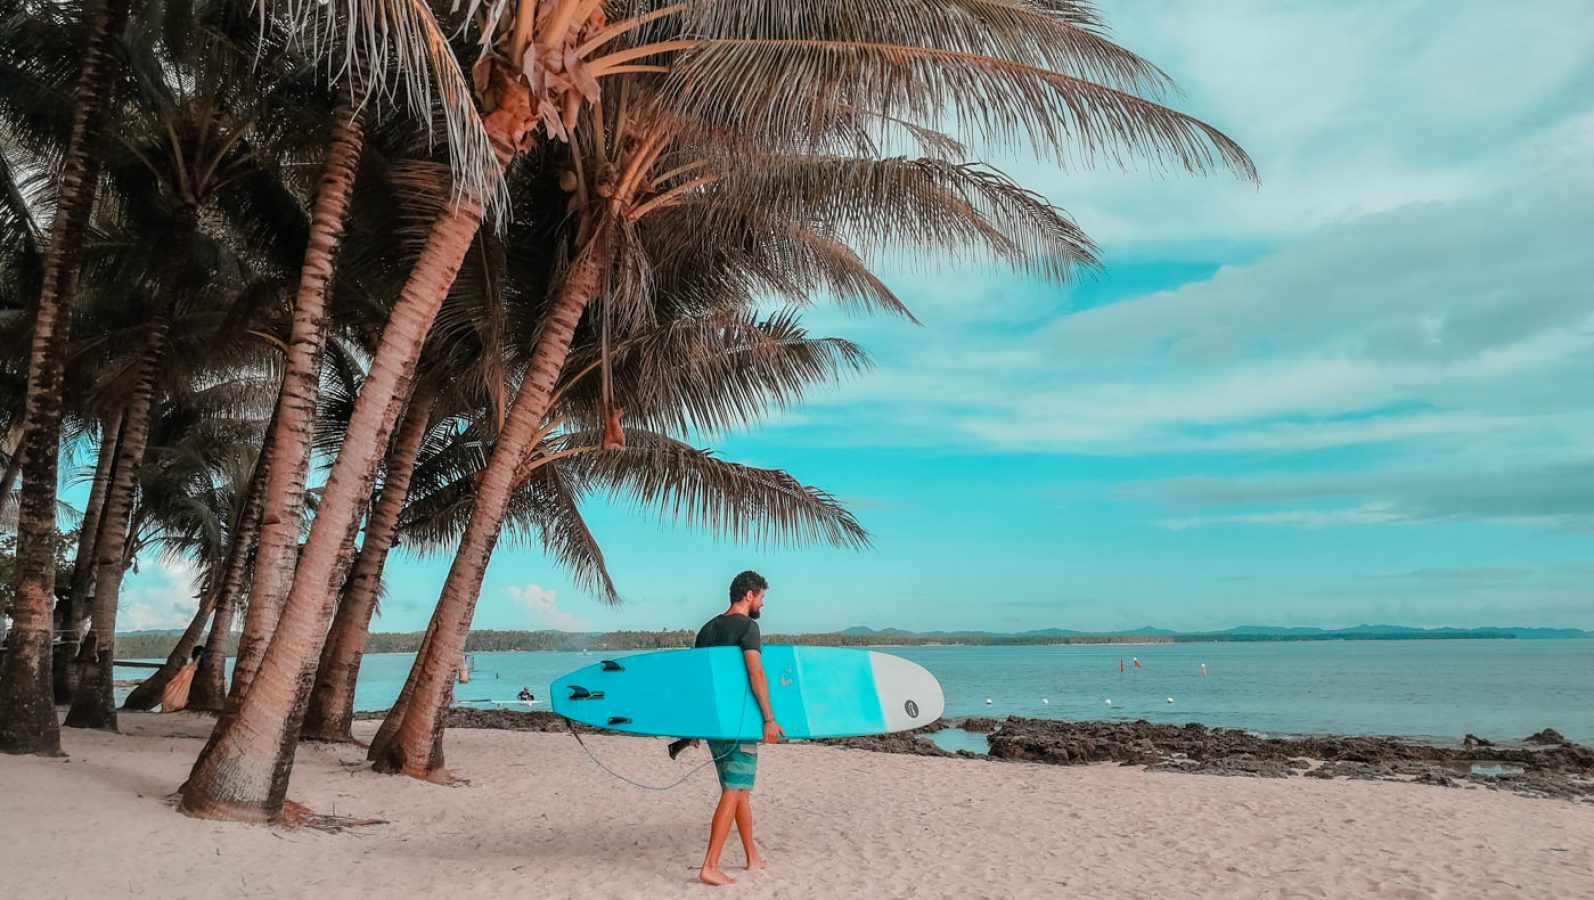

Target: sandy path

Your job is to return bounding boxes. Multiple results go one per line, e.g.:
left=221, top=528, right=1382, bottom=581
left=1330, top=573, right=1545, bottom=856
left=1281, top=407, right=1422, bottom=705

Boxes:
left=2, top=713, right=1591, bottom=898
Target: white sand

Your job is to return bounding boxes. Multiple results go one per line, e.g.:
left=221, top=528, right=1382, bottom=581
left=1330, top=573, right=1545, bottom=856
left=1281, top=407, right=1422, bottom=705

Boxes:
left=2, top=713, right=1591, bottom=899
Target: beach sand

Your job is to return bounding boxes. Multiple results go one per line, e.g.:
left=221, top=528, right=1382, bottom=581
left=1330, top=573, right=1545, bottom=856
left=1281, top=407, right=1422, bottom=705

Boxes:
left=2, top=713, right=1591, bottom=899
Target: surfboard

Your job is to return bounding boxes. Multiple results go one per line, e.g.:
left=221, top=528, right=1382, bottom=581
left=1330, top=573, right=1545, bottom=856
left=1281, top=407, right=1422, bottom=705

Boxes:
left=552, top=645, right=944, bottom=740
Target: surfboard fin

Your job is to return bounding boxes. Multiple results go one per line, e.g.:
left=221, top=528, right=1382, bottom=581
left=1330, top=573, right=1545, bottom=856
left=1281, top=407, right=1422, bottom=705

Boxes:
left=601, top=660, right=624, bottom=671
left=607, top=716, right=631, bottom=725
left=567, top=685, right=605, bottom=700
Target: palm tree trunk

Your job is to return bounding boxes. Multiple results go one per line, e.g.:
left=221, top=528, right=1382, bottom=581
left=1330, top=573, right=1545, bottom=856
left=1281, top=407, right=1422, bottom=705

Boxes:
left=227, top=100, right=365, bottom=704
left=364, top=605, right=440, bottom=755
left=188, top=497, right=266, bottom=713
left=180, top=61, right=533, bottom=820
left=0, top=426, right=22, bottom=521
left=180, top=189, right=495, bottom=823
left=185, top=569, right=241, bottom=712
left=302, top=386, right=434, bottom=742
left=370, top=226, right=611, bottom=778
left=53, top=412, right=121, bottom=703
left=63, top=319, right=171, bottom=731
left=0, top=0, right=135, bottom=757
left=120, top=593, right=217, bottom=711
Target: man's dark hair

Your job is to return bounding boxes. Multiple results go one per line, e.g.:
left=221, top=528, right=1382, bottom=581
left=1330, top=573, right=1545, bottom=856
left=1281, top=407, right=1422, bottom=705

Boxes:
left=729, top=570, right=768, bottom=603
left=191, top=645, right=206, bottom=661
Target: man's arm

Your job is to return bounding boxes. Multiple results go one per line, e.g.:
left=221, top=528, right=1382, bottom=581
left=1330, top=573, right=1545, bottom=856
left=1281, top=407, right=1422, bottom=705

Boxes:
left=742, top=649, right=784, bottom=743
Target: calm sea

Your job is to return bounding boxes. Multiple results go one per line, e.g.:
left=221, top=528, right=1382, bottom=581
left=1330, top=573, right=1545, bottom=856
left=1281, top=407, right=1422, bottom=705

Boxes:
left=340, top=639, right=1593, bottom=746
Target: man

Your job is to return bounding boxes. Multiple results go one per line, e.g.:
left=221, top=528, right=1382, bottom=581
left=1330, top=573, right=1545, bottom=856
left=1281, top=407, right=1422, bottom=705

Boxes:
left=159, top=645, right=206, bottom=712
left=688, top=570, right=783, bottom=886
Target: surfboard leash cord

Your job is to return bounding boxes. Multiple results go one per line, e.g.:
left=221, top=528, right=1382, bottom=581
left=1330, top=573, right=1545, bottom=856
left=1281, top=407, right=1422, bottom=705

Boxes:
left=562, top=716, right=741, bottom=792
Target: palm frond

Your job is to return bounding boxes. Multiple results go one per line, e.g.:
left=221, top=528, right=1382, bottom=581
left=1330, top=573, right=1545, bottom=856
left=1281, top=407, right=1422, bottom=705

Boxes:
left=567, top=429, right=870, bottom=551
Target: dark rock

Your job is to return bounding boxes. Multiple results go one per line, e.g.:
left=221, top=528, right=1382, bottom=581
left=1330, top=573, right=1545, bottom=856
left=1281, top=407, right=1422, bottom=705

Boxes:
left=817, top=721, right=952, bottom=756
left=357, top=706, right=1594, bottom=802
left=1414, top=769, right=1456, bottom=787
left=974, top=716, right=1593, bottom=801
left=1525, top=728, right=1567, bottom=745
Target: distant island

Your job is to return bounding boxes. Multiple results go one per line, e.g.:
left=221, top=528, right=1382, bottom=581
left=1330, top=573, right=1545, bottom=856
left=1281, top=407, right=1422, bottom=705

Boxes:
left=110, top=623, right=1593, bottom=658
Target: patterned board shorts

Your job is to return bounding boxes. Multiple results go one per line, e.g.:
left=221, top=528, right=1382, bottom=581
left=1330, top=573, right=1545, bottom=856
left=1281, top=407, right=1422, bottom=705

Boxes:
left=707, top=740, right=759, bottom=790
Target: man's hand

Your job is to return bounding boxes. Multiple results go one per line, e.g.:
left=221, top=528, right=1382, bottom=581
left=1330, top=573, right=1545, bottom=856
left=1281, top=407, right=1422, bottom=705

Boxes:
left=762, top=719, right=785, bottom=744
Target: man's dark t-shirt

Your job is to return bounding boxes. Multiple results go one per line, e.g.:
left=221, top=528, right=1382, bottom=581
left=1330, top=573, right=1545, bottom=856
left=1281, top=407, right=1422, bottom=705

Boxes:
left=695, top=613, right=761, bottom=653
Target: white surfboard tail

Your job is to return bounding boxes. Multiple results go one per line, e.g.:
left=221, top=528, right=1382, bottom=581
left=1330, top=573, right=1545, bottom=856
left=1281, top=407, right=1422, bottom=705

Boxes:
left=869, top=651, right=946, bottom=732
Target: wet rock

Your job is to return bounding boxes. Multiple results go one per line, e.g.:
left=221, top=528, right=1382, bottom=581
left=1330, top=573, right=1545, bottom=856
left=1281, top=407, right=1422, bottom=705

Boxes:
left=359, top=706, right=1594, bottom=802
left=819, top=723, right=952, bottom=757
left=1525, top=728, right=1567, bottom=745
left=1414, top=769, right=1456, bottom=787
left=958, top=717, right=999, bottom=733
left=973, top=716, right=1594, bottom=801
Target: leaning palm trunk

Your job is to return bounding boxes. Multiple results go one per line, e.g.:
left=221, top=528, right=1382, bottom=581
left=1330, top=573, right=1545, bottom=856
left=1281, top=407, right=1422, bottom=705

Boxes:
left=0, top=0, right=135, bottom=757
left=121, top=593, right=217, bottom=711
left=188, top=461, right=270, bottom=712
left=179, top=43, right=539, bottom=818
left=302, top=387, right=435, bottom=742
left=370, top=228, right=610, bottom=777
left=179, top=117, right=522, bottom=819
left=64, top=318, right=172, bottom=731
left=227, top=100, right=365, bottom=704
left=53, top=413, right=120, bottom=703
left=185, top=562, right=244, bottom=712
left=0, top=429, right=22, bottom=521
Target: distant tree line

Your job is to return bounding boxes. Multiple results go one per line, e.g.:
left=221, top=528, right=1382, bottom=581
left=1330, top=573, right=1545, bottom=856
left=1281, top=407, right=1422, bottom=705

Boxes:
left=112, top=626, right=1528, bottom=661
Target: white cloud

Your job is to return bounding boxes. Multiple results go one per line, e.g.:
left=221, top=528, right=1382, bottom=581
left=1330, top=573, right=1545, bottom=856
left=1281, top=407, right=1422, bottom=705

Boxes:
left=118, top=557, right=202, bottom=631
left=1014, top=0, right=1594, bottom=250
left=798, top=160, right=1594, bottom=463
left=504, top=584, right=588, bottom=632
left=1131, top=461, right=1594, bottom=531
left=1158, top=504, right=1404, bottom=531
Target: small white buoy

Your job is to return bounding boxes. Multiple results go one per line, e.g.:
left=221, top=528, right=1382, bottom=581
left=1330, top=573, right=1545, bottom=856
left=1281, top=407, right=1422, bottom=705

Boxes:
left=1104, top=698, right=1113, bottom=706
left=985, top=698, right=993, bottom=705
left=1167, top=697, right=1174, bottom=704
left=1042, top=698, right=1049, bottom=704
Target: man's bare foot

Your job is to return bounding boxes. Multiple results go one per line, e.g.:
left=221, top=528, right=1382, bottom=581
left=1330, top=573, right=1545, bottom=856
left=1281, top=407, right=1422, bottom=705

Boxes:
left=699, top=867, right=736, bottom=886
left=744, top=854, right=767, bottom=871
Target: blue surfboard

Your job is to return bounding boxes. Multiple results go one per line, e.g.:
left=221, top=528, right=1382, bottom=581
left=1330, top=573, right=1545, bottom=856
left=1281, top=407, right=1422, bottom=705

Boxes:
left=552, top=645, right=944, bottom=740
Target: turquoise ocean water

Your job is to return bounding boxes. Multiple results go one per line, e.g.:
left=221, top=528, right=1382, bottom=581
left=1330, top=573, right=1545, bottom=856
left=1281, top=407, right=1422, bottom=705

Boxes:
left=332, top=639, right=1593, bottom=745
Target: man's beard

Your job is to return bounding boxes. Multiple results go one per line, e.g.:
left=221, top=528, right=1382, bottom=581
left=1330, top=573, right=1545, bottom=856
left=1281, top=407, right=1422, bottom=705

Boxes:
left=748, top=608, right=761, bottom=620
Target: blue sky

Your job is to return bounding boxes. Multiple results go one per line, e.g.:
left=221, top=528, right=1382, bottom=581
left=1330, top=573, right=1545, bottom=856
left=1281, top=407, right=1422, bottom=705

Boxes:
left=119, top=0, right=1594, bottom=634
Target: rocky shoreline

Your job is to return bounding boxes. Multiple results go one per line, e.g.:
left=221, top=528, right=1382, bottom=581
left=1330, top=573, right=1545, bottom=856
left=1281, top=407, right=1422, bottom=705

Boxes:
left=399, top=708, right=1594, bottom=803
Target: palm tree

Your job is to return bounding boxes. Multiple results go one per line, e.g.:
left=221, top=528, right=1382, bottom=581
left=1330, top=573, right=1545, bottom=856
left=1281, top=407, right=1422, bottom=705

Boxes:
left=183, top=0, right=1253, bottom=820
left=363, top=56, right=1108, bottom=773
left=122, top=398, right=271, bottom=711
left=367, top=304, right=876, bottom=771
left=59, top=0, right=315, bottom=730
left=299, top=381, right=438, bottom=741
left=224, top=90, right=365, bottom=704
left=0, top=0, right=135, bottom=757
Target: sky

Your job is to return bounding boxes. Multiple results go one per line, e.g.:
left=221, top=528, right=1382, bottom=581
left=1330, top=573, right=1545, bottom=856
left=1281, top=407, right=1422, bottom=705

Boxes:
left=119, top=0, right=1594, bottom=635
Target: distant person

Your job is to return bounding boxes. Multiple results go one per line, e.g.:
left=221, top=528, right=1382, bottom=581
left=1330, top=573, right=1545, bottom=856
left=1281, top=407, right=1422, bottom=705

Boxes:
left=517, top=687, right=535, bottom=702
left=160, top=646, right=206, bottom=712
left=680, top=570, right=783, bottom=886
